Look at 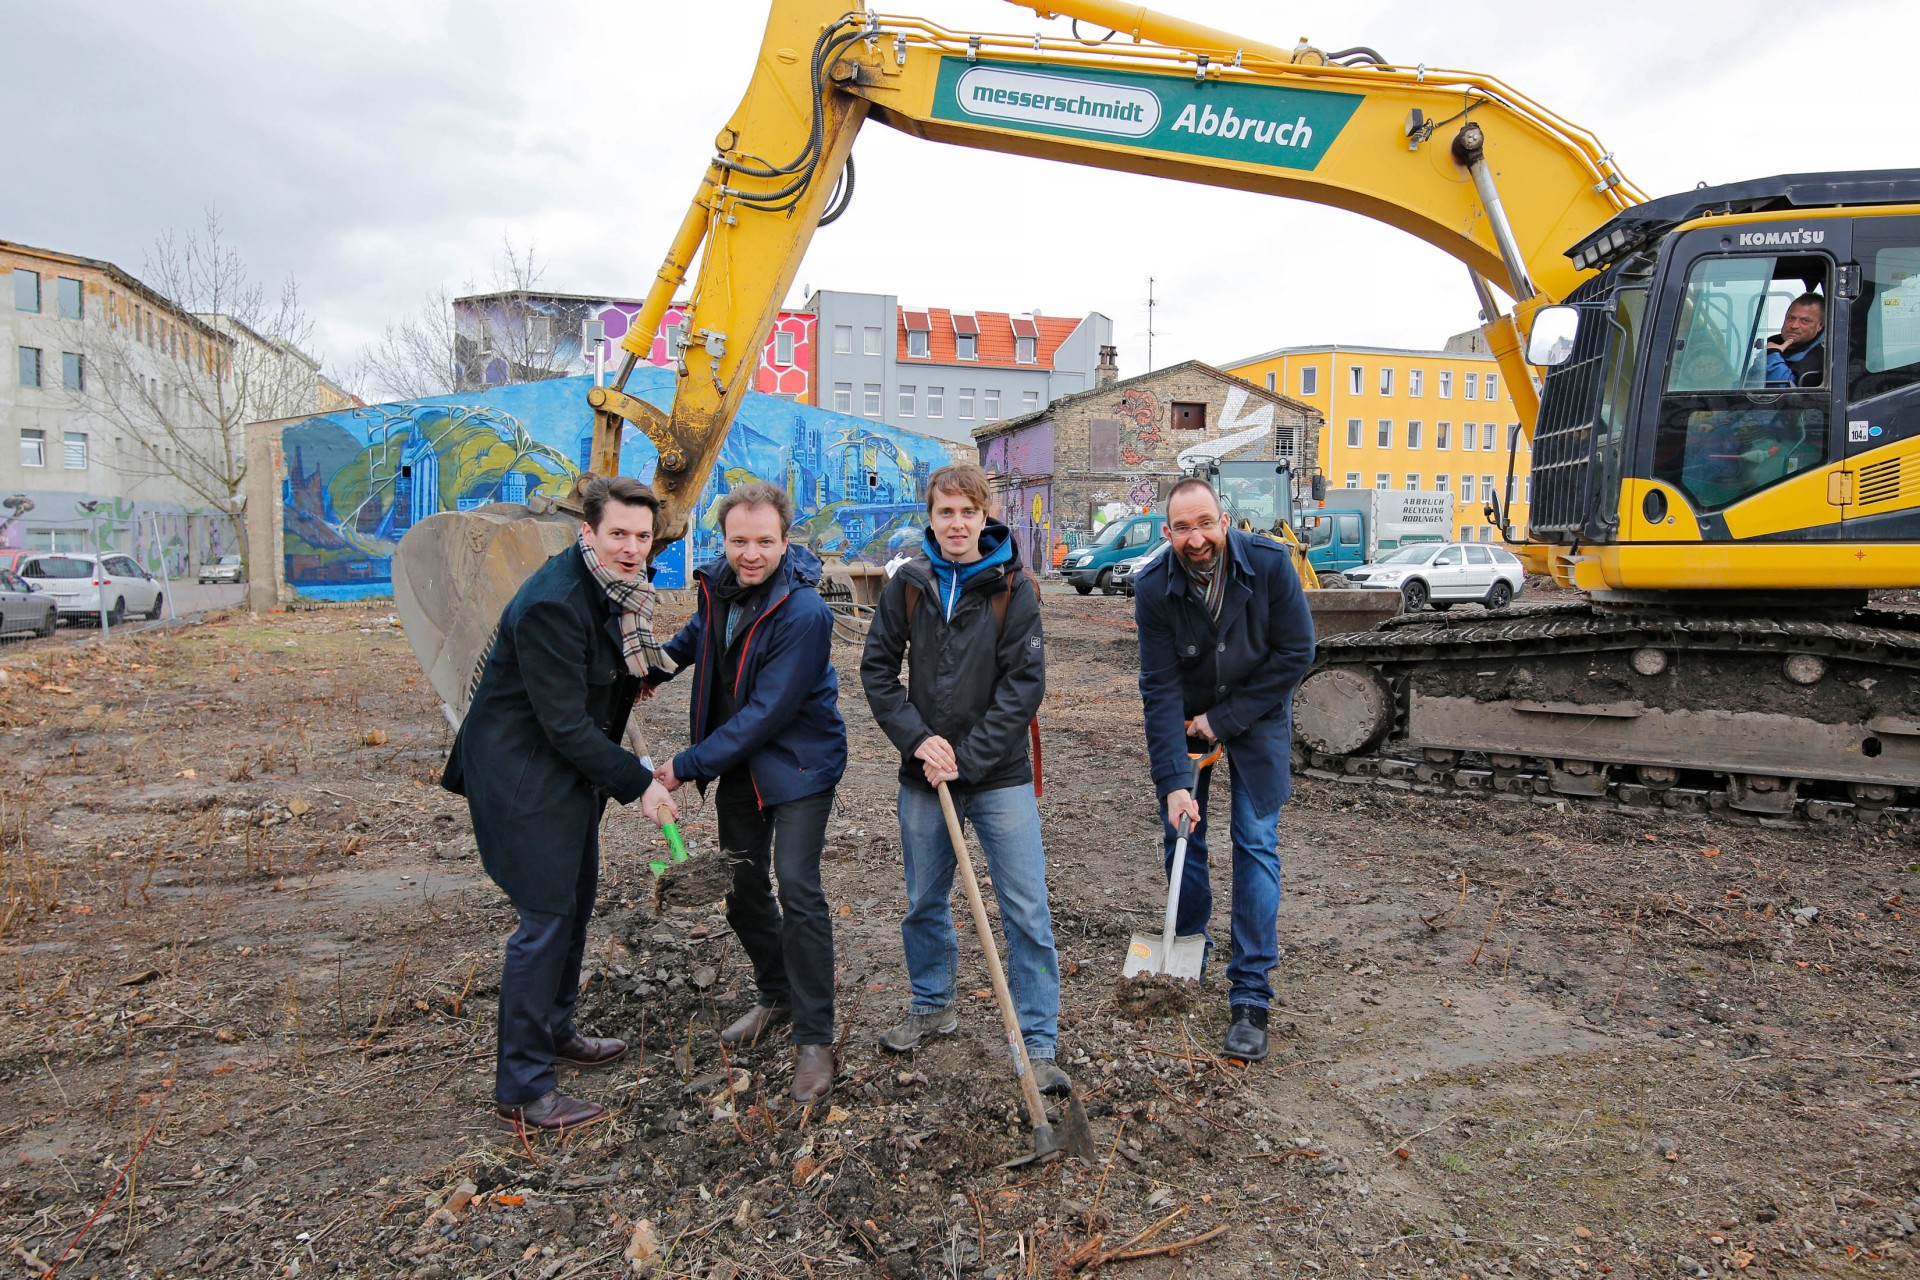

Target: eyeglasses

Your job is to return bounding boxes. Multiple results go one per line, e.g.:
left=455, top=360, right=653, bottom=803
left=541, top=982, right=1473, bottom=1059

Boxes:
left=1168, top=517, right=1220, bottom=538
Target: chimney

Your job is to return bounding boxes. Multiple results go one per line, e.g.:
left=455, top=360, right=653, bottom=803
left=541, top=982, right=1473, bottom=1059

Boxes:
left=1095, top=344, right=1119, bottom=389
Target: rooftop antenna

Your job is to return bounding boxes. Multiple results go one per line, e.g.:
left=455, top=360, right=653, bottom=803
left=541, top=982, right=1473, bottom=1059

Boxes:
left=1145, top=276, right=1158, bottom=371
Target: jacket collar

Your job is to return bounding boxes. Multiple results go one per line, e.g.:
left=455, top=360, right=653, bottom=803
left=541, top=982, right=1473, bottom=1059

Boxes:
left=1157, top=527, right=1253, bottom=600
left=693, top=540, right=825, bottom=615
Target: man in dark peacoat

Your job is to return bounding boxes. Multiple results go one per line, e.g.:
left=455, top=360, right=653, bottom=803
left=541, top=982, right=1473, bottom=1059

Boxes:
left=443, top=478, right=676, bottom=1131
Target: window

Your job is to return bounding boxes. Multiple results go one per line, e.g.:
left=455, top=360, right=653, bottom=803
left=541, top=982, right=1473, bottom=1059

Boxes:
left=926, top=386, right=943, bottom=417
left=1482, top=423, right=1497, bottom=451
left=1015, top=335, right=1037, bottom=364
left=1404, top=473, right=1420, bottom=490
left=1089, top=420, right=1120, bottom=470
left=984, top=389, right=1001, bottom=418
left=908, top=330, right=930, bottom=358
left=1344, top=471, right=1360, bottom=488
left=1438, top=371, right=1453, bottom=398
left=1266, top=372, right=1276, bottom=391
left=1374, top=473, right=1390, bottom=490
left=1461, top=475, right=1475, bottom=501
left=1408, top=369, right=1423, bottom=397
left=1459, top=526, right=1473, bottom=541
left=1514, top=424, right=1527, bottom=452
left=19, top=428, right=45, bottom=467
left=862, top=326, right=882, bottom=355
left=17, top=346, right=40, bottom=387
left=1462, top=422, right=1477, bottom=451
left=1172, top=401, right=1206, bottom=430
left=773, top=329, right=795, bottom=366
left=956, top=333, right=977, bottom=361
left=527, top=315, right=551, bottom=354
left=832, top=324, right=853, bottom=354
left=1376, top=419, right=1392, bottom=448
left=958, top=388, right=976, bottom=419
left=56, top=277, right=83, bottom=321
left=1525, top=477, right=1533, bottom=502
left=1482, top=474, right=1496, bottom=502
left=1348, top=365, right=1363, bottom=395
left=1484, top=372, right=1498, bottom=401
left=1346, top=418, right=1362, bottom=448
left=1465, top=545, right=1492, bottom=565
left=13, top=269, right=39, bottom=313
left=1406, top=421, right=1422, bottom=449
left=1301, top=366, right=1318, bottom=396
left=1433, top=474, right=1450, bottom=493
left=1465, top=372, right=1479, bottom=399
left=898, top=384, right=916, bottom=416
left=1379, top=367, right=1394, bottom=396
left=662, top=323, right=684, bottom=356
left=1435, top=421, right=1450, bottom=450
left=1022, top=389, right=1040, bottom=412
left=61, top=352, right=84, bottom=392
left=832, top=382, right=852, bottom=413
left=1478, top=526, right=1493, bottom=542
left=862, top=383, right=881, bottom=416
left=63, top=431, right=87, bottom=469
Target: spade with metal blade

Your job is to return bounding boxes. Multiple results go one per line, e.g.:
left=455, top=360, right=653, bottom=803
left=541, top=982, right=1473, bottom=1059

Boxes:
left=1122, top=741, right=1221, bottom=982
left=936, top=782, right=1095, bottom=1166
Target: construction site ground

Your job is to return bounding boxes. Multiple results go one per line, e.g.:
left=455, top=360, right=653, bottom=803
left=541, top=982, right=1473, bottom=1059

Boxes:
left=2, top=588, right=1916, bottom=1280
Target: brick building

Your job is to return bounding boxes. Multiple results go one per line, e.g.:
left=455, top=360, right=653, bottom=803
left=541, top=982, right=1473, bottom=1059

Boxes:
left=975, top=348, right=1321, bottom=574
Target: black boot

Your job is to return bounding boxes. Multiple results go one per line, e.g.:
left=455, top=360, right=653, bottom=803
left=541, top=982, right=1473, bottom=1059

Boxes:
left=1222, top=1005, right=1269, bottom=1062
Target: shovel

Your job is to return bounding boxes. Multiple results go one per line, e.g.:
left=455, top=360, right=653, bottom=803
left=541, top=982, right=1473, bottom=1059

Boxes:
left=936, top=782, right=1095, bottom=1167
left=1122, top=742, right=1221, bottom=981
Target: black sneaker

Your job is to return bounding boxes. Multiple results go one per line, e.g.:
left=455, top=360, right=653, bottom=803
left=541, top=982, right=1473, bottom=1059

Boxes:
left=1222, top=1005, right=1269, bottom=1062
left=1029, top=1057, right=1072, bottom=1096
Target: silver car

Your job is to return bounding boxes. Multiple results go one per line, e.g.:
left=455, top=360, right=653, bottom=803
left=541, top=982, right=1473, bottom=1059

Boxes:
left=1110, top=545, right=1166, bottom=598
left=1344, top=541, right=1525, bottom=612
left=200, top=553, right=244, bottom=584
left=0, top=568, right=58, bottom=638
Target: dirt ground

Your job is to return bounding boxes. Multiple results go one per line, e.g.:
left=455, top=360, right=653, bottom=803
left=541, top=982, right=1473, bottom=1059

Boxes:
left=2, top=589, right=1916, bottom=1280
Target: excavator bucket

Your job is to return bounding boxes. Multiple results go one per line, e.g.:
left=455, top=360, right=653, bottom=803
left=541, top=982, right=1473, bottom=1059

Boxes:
left=392, top=505, right=580, bottom=724
left=1303, top=587, right=1404, bottom=639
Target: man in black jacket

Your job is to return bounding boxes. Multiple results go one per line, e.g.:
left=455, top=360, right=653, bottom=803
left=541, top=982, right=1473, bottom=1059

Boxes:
left=859, top=464, right=1067, bottom=1094
left=443, top=476, right=678, bottom=1132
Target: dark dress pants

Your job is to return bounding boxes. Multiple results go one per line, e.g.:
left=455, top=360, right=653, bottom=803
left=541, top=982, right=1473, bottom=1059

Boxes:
left=716, top=776, right=836, bottom=1045
left=496, top=830, right=598, bottom=1105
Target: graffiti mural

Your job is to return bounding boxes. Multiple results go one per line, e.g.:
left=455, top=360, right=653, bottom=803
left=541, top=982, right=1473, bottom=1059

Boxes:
left=454, top=297, right=814, bottom=403
left=280, top=368, right=952, bottom=601
left=1117, top=387, right=1161, bottom=465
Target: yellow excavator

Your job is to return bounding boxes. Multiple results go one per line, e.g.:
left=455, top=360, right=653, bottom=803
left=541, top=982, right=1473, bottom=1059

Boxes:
left=399, top=0, right=1920, bottom=821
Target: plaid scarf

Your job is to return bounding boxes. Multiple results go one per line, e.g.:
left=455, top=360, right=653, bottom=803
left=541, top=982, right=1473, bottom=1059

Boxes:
left=578, top=533, right=666, bottom=677
left=1178, top=535, right=1230, bottom=624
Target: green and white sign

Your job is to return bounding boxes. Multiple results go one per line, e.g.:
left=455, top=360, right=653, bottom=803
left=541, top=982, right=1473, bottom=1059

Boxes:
left=931, top=57, right=1361, bottom=171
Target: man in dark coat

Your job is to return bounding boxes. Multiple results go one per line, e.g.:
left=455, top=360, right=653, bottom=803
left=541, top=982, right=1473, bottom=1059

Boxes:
left=1134, top=478, right=1315, bottom=1063
left=859, top=463, right=1067, bottom=1093
left=443, top=476, right=677, bottom=1132
left=652, top=481, right=846, bottom=1104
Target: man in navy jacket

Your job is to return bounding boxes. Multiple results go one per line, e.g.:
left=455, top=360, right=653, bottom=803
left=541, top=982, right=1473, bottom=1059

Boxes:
left=653, top=481, right=847, bottom=1103
left=1133, top=478, right=1315, bottom=1062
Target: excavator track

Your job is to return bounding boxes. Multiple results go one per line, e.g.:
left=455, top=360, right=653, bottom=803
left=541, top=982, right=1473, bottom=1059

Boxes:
left=1291, top=602, right=1920, bottom=825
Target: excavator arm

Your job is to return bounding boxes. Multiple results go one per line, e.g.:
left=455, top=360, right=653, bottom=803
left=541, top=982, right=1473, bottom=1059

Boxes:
left=588, top=0, right=1645, bottom=549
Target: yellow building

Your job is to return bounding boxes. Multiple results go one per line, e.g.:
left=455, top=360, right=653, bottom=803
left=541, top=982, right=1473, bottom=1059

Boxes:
left=1221, top=342, right=1531, bottom=542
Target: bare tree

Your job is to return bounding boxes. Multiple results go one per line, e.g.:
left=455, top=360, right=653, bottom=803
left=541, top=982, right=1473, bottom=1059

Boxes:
left=88, top=209, right=321, bottom=580
left=352, top=235, right=575, bottom=402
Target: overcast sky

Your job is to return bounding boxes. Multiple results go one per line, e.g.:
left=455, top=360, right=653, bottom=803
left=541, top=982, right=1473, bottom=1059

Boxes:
left=7, top=0, right=1912, bottom=384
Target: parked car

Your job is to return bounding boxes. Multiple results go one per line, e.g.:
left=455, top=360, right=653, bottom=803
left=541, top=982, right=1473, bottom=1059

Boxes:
left=18, top=552, right=165, bottom=625
left=1110, top=545, right=1165, bottom=598
left=0, top=568, right=58, bottom=638
left=200, top=553, right=244, bottom=584
left=0, top=548, right=34, bottom=576
left=1060, top=513, right=1165, bottom=595
left=1344, top=541, right=1525, bottom=612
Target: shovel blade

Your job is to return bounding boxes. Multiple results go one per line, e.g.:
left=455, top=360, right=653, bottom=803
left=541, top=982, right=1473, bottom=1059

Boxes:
left=1122, top=931, right=1206, bottom=980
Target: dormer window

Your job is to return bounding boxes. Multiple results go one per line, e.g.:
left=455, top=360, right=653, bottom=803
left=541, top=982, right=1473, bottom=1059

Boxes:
left=903, top=309, right=932, bottom=358
left=952, top=312, right=979, bottom=360
left=1011, top=315, right=1039, bottom=364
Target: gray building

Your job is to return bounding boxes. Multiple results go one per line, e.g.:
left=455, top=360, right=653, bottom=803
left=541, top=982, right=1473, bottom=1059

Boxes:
left=806, top=290, right=1111, bottom=447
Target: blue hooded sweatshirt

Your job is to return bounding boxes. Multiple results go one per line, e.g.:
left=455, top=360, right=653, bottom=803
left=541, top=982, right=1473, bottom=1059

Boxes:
left=923, top=521, right=1017, bottom=620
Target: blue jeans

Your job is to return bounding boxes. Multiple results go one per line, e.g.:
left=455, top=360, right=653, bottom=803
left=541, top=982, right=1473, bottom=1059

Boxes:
left=897, top=783, right=1059, bottom=1059
left=1162, top=759, right=1283, bottom=1008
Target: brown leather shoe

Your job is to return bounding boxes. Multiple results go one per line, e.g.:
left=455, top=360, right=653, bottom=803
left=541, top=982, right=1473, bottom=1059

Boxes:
left=495, top=1088, right=607, bottom=1132
left=791, top=1044, right=834, bottom=1104
left=554, top=1033, right=628, bottom=1067
left=720, top=1002, right=792, bottom=1047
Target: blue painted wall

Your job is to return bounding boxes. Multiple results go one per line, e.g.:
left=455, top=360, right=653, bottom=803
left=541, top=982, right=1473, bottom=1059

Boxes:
left=281, top=369, right=954, bottom=599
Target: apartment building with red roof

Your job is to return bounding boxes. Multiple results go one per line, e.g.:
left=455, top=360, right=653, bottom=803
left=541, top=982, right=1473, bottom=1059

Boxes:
left=807, top=290, right=1111, bottom=447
